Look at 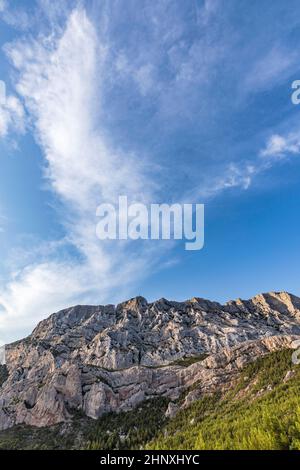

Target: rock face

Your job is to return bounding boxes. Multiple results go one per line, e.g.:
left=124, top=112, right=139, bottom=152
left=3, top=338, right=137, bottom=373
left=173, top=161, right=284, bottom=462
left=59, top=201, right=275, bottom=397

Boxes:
left=0, top=291, right=300, bottom=430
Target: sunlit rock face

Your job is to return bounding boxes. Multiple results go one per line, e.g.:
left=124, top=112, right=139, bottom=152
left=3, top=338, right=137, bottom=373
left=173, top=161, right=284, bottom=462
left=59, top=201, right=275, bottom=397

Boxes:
left=1, top=291, right=300, bottom=429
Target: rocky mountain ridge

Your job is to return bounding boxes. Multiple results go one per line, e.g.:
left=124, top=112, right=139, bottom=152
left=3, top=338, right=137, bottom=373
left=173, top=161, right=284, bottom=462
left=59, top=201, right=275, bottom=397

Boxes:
left=0, top=291, right=300, bottom=430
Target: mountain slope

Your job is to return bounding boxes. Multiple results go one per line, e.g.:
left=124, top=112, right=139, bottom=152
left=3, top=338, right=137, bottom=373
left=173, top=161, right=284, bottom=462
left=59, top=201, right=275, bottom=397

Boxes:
left=147, top=348, right=300, bottom=450
left=0, top=291, right=300, bottom=433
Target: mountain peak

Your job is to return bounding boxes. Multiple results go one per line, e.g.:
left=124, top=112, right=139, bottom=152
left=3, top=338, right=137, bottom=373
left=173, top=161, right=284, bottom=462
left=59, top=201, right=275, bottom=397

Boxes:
left=117, top=296, right=148, bottom=312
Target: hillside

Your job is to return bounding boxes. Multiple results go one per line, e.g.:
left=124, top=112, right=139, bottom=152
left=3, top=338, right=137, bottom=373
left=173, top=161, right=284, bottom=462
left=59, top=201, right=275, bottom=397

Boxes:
left=148, top=348, right=300, bottom=450
left=0, top=348, right=299, bottom=450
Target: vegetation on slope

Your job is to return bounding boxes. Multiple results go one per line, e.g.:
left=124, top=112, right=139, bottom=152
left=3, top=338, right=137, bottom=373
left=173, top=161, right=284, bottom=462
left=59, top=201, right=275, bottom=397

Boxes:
left=0, top=348, right=299, bottom=450
left=147, top=349, right=300, bottom=450
left=86, top=397, right=169, bottom=450
left=0, top=398, right=169, bottom=450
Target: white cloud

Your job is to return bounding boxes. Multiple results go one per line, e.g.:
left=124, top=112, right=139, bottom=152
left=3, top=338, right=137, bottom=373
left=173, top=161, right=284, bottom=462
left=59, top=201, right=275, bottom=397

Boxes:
left=0, top=1, right=30, bottom=30
left=0, top=213, right=7, bottom=234
left=205, top=133, right=300, bottom=197
left=115, top=55, right=157, bottom=97
left=134, top=64, right=155, bottom=96
left=0, top=0, right=6, bottom=13
left=197, top=130, right=300, bottom=203
left=188, top=162, right=257, bottom=201
left=260, top=133, right=300, bottom=159
left=203, top=130, right=300, bottom=199
left=0, top=8, right=157, bottom=344
left=243, top=46, right=300, bottom=94
left=0, top=83, right=25, bottom=138
left=0, top=251, right=152, bottom=344
left=112, top=0, right=224, bottom=111
left=200, top=0, right=220, bottom=24
left=212, top=163, right=255, bottom=192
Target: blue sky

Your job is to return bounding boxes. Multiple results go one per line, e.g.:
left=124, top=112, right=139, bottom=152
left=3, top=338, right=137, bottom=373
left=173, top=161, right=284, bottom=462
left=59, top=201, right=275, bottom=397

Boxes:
left=1, top=0, right=300, bottom=344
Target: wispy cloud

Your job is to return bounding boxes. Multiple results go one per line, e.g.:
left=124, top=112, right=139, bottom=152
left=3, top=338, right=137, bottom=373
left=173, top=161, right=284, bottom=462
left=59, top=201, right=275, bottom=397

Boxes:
left=0, top=83, right=25, bottom=138
left=0, top=0, right=6, bottom=13
left=260, top=133, right=300, bottom=159
left=244, top=46, right=300, bottom=94
left=1, top=1, right=300, bottom=344
left=0, top=7, right=158, bottom=343
left=0, top=0, right=31, bottom=30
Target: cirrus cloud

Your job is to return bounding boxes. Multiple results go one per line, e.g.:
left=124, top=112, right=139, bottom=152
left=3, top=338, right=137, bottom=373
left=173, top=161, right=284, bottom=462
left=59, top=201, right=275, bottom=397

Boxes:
left=0, top=7, right=158, bottom=344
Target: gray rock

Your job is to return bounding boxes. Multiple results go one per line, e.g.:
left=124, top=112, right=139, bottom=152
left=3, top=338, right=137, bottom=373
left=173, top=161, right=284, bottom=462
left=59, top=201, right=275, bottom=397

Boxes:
left=165, top=402, right=179, bottom=418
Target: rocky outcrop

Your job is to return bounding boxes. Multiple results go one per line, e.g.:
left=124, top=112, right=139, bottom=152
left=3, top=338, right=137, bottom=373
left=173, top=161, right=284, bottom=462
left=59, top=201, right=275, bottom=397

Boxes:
left=0, top=291, right=300, bottom=430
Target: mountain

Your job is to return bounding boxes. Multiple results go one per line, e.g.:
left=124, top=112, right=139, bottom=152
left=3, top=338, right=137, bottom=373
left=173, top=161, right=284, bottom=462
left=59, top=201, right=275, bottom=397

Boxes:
left=0, top=291, right=300, bottom=449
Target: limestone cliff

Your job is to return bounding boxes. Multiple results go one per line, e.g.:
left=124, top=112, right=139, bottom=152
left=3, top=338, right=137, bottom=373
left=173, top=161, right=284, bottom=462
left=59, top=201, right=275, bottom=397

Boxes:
left=0, top=291, right=300, bottom=430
